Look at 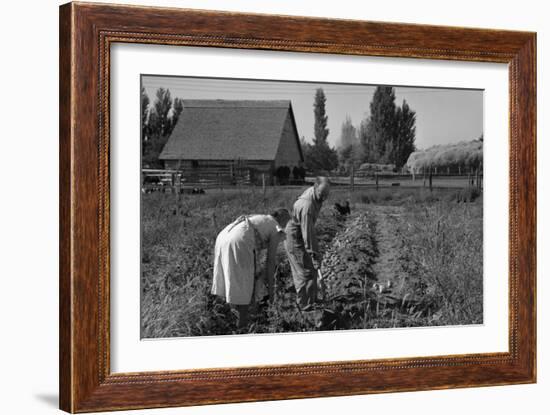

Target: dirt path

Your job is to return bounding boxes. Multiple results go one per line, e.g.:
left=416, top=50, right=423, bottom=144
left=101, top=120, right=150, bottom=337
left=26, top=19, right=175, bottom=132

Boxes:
left=368, top=205, right=407, bottom=289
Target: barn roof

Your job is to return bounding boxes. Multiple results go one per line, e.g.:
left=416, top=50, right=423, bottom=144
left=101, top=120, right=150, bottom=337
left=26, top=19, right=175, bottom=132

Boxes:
left=159, top=100, right=303, bottom=161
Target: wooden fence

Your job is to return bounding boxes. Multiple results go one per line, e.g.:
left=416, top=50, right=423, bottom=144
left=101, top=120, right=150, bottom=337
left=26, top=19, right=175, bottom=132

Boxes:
left=142, top=167, right=256, bottom=193
left=142, top=168, right=483, bottom=194
left=309, top=171, right=483, bottom=191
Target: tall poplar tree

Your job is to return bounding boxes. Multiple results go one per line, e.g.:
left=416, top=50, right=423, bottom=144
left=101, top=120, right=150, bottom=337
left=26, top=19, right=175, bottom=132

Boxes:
left=368, top=86, right=397, bottom=163
left=313, top=88, right=329, bottom=145
left=303, top=88, right=338, bottom=172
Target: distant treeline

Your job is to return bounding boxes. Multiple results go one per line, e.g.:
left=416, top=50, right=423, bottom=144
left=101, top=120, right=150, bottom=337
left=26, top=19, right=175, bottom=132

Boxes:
left=302, top=86, right=417, bottom=175
left=301, top=86, right=418, bottom=174
left=142, top=84, right=477, bottom=175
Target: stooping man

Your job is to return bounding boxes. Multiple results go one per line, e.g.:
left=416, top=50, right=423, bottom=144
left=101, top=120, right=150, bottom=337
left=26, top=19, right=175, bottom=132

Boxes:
left=285, top=177, right=331, bottom=311
left=211, top=208, right=291, bottom=330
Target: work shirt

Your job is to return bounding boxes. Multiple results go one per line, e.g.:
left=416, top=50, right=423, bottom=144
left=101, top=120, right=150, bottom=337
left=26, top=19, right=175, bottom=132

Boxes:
left=286, top=186, right=322, bottom=257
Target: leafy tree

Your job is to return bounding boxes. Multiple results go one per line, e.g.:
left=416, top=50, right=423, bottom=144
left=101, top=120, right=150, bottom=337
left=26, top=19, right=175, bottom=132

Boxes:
left=365, top=86, right=397, bottom=163
left=313, top=88, right=329, bottom=145
left=302, top=89, right=338, bottom=172
left=393, top=100, right=416, bottom=169
left=302, top=138, right=338, bottom=173
left=337, top=116, right=363, bottom=173
left=142, top=135, right=168, bottom=169
left=169, top=97, right=184, bottom=136
left=338, top=115, right=356, bottom=149
left=300, top=137, right=314, bottom=171
left=142, top=88, right=182, bottom=168
left=358, top=87, right=416, bottom=169
left=358, top=117, right=375, bottom=163
left=141, top=87, right=156, bottom=167
left=149, top=88, right=173, bottom=137
left=141, top=86, right=150, bottom=139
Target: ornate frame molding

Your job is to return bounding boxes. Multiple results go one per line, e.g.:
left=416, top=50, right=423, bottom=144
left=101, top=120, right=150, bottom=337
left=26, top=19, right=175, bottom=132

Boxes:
left=60, top=2, right=536, bottom=412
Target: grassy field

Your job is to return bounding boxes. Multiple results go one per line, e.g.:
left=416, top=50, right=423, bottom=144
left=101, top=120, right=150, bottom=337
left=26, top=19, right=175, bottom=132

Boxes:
left=141, top=184, right=483, bottom=338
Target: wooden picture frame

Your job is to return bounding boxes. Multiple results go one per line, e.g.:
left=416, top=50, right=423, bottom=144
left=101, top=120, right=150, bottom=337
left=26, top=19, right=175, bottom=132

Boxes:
left=59, top=2, right=536, bottom=412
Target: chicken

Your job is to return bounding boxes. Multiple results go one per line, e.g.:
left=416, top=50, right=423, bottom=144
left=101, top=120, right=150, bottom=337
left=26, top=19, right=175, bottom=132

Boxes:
left=334, top=201, right=351, bottom=216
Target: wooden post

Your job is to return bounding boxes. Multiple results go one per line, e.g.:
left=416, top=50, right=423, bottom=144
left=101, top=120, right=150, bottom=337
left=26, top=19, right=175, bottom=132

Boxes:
left=262, top=173, right=266, bottom=199
left=429, top=169, right=433, bottom=192
left=350, top=164, right=355, bottom=193
left=479, top=169, right=482, bottom=189
left=375, top=172, right=379, bottom=191
left=175, top=173, right=180, bottom=202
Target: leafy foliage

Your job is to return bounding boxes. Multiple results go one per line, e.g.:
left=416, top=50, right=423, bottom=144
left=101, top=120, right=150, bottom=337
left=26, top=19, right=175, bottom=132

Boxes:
left=172, top=97, right=184, bottom=133
left=338, top=115, right=357, bottom=149
left=398, top=202, right=483, bottom=324
left=337, top=116, right=364, bottom=174
left=362, top=86, right=398, bottom=163
left=141, top=88, right=184, bottom=168
left=358, top=87, right=417, bottom=169
left=301, top=137, right=338, bottom=173
left=313, top=88, right=329, bottom=145
left=141, top=187, right=483, bottom=337
left=301, top=88, right=339, bottom=172
left=393, top=100, right=417, bottom=169
left=149, top=88, right=173, bottom=137
left=141, top=86, right=150, bottom=139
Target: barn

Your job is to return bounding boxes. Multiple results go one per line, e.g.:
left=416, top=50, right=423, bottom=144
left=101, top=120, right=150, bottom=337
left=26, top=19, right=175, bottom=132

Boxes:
left=159, top=100, right=304, bottom=185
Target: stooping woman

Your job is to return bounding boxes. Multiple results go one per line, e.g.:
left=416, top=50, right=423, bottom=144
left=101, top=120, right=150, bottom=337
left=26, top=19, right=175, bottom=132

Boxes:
left=211, top=208, right=291, bottom=330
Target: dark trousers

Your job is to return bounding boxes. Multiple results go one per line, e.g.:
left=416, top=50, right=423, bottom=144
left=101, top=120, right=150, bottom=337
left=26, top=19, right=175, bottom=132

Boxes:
left=285, top=227, right=317, bottom=308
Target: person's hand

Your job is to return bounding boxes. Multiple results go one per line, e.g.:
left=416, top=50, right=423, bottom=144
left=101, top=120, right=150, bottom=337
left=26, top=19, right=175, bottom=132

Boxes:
left=312, top=254, right=321, bottom=270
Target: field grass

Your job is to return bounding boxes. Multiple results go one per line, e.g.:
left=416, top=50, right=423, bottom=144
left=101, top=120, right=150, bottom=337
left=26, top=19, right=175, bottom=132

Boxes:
left=141, top=184, right=482, bottom=338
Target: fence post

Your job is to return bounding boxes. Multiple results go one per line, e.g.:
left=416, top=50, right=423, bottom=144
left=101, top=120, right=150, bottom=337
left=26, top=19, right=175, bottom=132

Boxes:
left=375, top=172, right=379, bottom=191
left=480, top=169, right=483, bottom=189
left=350, top=164, right=355, bottom=193
left=262, top=173, right=266, bottom=199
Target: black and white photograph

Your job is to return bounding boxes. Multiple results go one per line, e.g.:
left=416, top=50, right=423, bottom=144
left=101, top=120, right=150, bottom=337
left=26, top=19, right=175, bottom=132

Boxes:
left=2, top=0, right=545, bottom=413
left=140, top=75, right=484, bottom=338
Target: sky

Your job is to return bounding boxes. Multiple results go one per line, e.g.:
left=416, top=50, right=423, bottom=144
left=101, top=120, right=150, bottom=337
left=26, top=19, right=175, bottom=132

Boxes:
left=142, top=75, right=483, bottom=150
